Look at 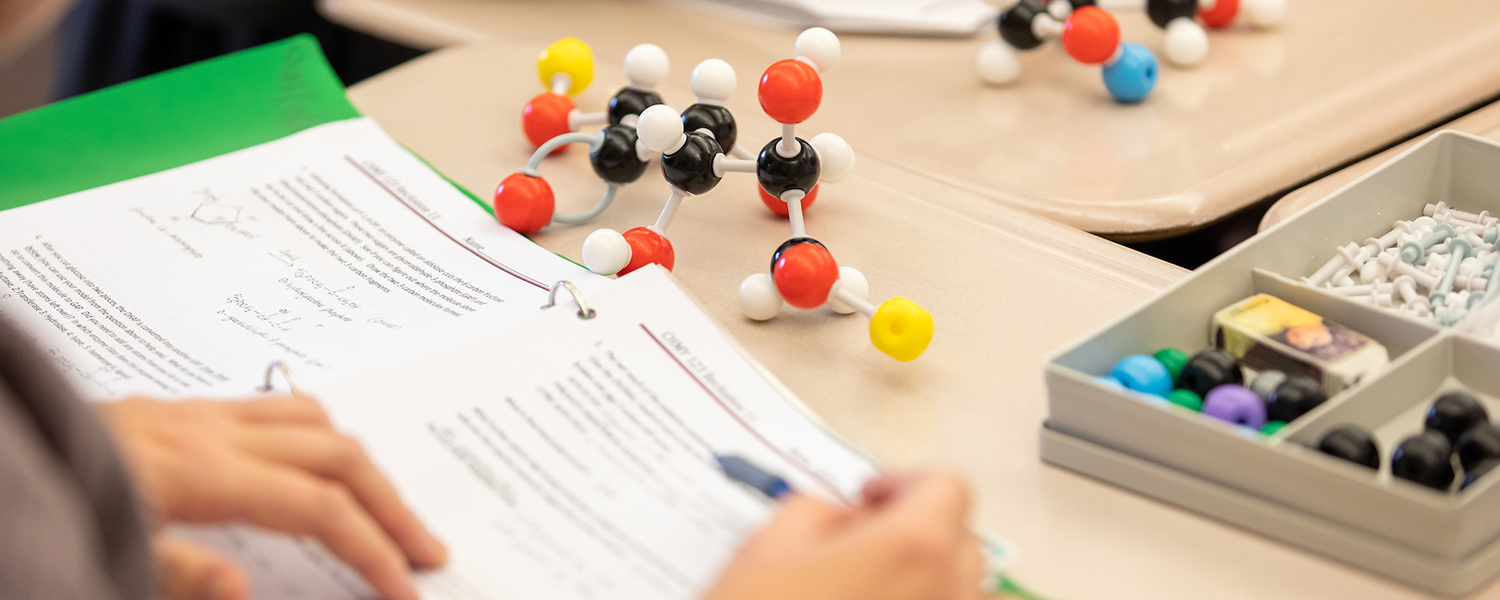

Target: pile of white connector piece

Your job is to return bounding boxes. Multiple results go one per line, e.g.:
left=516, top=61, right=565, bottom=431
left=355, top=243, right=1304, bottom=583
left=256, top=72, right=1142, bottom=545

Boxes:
left=1303, top=202, right=1500, bottom=326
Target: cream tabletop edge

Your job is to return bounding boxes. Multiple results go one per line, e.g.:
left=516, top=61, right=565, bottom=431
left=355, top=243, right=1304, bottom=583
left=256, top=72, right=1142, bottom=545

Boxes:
left=344, top=40, right=1479, bottom=599
left=1262, top=100, right=1500, bottom=233
left=322, top=0, right=1500, bottom=240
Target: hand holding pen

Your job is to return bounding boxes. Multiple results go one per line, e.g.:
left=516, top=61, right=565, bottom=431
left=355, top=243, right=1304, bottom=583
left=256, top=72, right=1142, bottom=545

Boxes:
left=706, top=455, right=993, bottom=600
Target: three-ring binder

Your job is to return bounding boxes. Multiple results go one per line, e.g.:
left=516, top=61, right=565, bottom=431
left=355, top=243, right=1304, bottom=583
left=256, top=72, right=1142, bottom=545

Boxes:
left=257, top=360, right=303, bottom=395
left=541, top=280, right=596, bottom=319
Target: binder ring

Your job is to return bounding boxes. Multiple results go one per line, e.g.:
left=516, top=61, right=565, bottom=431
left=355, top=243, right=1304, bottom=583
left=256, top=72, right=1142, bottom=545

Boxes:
left=543, top=281, right=596, bottom=319
left=257, top=360, right=304, bottom=396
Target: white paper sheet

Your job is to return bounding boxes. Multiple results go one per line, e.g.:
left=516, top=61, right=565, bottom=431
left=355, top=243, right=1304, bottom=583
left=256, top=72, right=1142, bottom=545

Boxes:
left=180, top=266, right=881, bottom=600
left=0, top=118, right=600, bottom=400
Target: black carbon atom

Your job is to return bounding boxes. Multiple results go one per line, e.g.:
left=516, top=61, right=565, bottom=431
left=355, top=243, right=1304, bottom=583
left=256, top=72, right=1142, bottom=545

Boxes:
left=589, top=125, right=648, bottom=184
left=770, top=237, right=826, bottom=272
left=1317, top=426, right=1381, bottom=470
left=998, top=0, right=1048, bottom=50
left=756, top=137, right=820, bottom=201
left=1146, top=0, right=1198, bottom=29
left=1425, top=392, right=1490, bottom=445
left=1266, top=376, right=1327, bottom=423
left=1458, top=423, right=1500, bottom=472
left=1178, top=349, right=1243, bottom=398
left=1392, top=432, right=1456, bottom=491
left=608, top=87, right=663, bottom=126
left=681, top=103, right=738, bottom=153
left=661, top=131, right=723, bottom=195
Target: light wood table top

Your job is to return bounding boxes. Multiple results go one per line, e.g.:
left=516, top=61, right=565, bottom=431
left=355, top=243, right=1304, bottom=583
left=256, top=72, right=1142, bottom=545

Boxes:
left=323, top=0, right=1500, bottom=240
left=1262, top=100, right=1500, bottom=232
left=345, top=41, right=1499, bottom=599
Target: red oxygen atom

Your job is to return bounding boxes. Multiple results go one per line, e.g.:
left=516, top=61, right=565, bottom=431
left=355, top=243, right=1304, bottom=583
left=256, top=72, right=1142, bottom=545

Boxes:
left=522, top=92, right=576, bottom=153
left=758, top=59, right=822, bottom=125
left=619, top=227, right=675, bottom=275
left=493, top=172, right=555, bottom=233
left=1199, top=0, right=1239, bottom=28
left=1062, top=6, right=1121, bottom=65
left=773, top=242, right=838, bottom=309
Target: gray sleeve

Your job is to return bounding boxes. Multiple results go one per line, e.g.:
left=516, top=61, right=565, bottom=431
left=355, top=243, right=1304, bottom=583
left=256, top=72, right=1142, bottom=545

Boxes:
left=0, top=321, right=153, bottom=600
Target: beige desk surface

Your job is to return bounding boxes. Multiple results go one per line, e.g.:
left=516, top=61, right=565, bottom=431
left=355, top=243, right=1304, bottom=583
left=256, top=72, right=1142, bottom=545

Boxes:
left=1262, top=100, right=1500, bottom=232
left=322, top=0, right=1500, bottom=240
left=346, top=41, right=1499, bottom=599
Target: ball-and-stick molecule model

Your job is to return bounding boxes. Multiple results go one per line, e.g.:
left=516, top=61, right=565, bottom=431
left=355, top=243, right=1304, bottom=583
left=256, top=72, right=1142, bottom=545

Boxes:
left=726, top=29, right=934, bottom=362
left=496, top=40, right=708, bottom=234
left=493, top=30, right=934, bottom=361
left=1138, top=0, right=1285, bottom=67
left=977, top=0, right=1159, bottom=103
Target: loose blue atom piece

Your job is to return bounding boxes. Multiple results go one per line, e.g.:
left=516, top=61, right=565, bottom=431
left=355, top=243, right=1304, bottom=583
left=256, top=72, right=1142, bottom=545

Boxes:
left=1110, top=354, right=1172, bottom=397
left=1101, top=42, right=1158, bottom=104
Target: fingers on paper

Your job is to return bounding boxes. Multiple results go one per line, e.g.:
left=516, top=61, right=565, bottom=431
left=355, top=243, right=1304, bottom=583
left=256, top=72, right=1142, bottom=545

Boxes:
left=221, top=460, right=420, bottom=600
left=233, top=427, right=447, bottom=568
left=153, top=535, right=250, bottom=600
left=228, top=395, right=333, bottom=428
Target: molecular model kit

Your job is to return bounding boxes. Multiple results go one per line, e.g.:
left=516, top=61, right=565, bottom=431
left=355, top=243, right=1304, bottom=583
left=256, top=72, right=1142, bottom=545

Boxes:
left=492, top=29, right=935, bottom=362
left=976, top=0, right=1160, bottom=103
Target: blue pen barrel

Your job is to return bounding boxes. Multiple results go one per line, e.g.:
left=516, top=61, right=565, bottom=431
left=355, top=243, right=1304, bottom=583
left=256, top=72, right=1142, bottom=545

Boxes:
left=715, top=455, right=792, bottom=499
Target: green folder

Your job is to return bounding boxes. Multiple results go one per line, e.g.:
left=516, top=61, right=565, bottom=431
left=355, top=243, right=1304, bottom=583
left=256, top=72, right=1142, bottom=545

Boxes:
left=0, top=34, right=485, bottom=213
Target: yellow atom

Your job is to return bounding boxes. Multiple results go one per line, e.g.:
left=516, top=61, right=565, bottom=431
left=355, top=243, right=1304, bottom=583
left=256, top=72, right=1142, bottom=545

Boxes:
left=870, top=297, right=933, bottom=362
left=537, top=37, right=594, bottom=96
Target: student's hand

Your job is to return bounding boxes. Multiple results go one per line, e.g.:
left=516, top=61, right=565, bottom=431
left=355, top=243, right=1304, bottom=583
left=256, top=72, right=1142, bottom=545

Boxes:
left=97, top=396, right=447, bottom=600
left=702, top=470, right=991, bottom=600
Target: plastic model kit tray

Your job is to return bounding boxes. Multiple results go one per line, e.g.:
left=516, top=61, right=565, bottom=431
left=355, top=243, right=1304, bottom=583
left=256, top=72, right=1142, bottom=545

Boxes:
left=1043, top=131, right=1500, bottom=597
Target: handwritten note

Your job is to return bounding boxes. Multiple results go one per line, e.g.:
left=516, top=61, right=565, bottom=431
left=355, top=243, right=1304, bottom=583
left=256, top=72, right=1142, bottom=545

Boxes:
left=0, top=118, right=601, bottom=399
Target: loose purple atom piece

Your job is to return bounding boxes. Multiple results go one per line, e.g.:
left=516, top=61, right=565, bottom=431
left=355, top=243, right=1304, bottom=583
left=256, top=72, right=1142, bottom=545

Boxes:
left=1203, top=384, right=1267, bottom=430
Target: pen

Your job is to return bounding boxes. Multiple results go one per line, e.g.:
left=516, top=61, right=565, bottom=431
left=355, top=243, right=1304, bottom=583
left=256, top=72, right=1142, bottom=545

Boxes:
left=714, top=454, right=792, bottom=500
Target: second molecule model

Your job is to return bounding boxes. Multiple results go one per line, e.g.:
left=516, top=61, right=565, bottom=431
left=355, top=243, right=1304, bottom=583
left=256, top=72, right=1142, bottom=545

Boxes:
left=977, top=0, right=1159, bottom=103
left=492, top=29, right=934, bottom=362
left=1134, top=0, right=1285, bottom=67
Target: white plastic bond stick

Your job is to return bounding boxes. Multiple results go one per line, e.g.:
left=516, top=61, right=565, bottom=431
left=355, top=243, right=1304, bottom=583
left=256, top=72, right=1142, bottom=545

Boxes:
left=729, top=144, right=756, bottom=160
left=1330, top=243, right=1376, bottom=283
left=1032, top=13, right=1064, bottom=40
left=1377, top=221, right=1416, bottom=248
left=1427, top=202, right=1498, bottom=227
left=785, top=189, right=807, bottom=239
left=1378, top=253, right=1438, bottom=290
left=1456, top=272, right=1489, bottom=293
left=1394, top=276, right=1426, bottom=307
left=568, top=111, right=609, bottom=130
left=550, top=73, right=571, bottom=96
left=1332, top=283, right=1393, bottom=297
left=713, top=155, right=757, bottom=178
left=831, top=284, right=875, bottom=318
left=778, top=123, right=799, bottom=158
left=1307, top=242, right=1366, bottom=287
left=1306, top=248, right=1350, bottom=286
left=650, top=188, right=688, bottom=236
